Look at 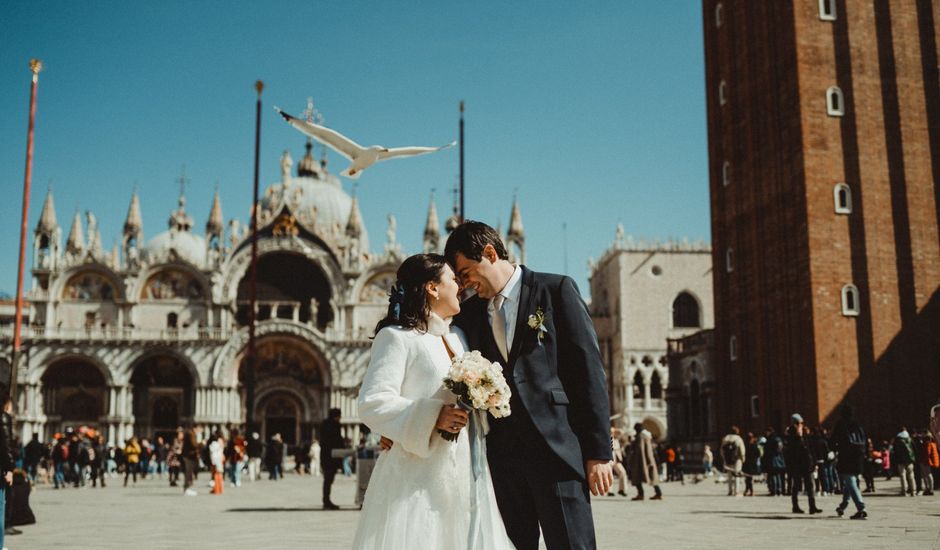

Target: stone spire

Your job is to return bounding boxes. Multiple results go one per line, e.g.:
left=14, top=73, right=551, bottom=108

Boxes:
left=122, top=192, right=143, bottom=269
left=423, top=191, right=441, bottom=253
left=297, top=139, right=321, bottom=178
left=506, top=196, right=525, bottom=264
left=86, top=211, right=103, bottom=255
left=124, top=191, right=143, bottom=235
left=345, top=194, right=364, bottom=239
left=33, top=187, right=61, bottom=270
left=206, top=189, right=224, bottom=236
left=66, top=210, right=85, bottom=255
left=36, top=188, right=58, bottom=234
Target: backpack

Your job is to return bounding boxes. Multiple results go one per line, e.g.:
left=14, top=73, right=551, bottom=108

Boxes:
left=722, top=439, right=739, bottom=464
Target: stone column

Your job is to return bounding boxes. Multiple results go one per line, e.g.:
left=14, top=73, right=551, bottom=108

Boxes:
left=108, top=386, right=118, bottom=416
left=643, top=376, right=651, bottom=410
left=292, top=303, right=300, bottom=323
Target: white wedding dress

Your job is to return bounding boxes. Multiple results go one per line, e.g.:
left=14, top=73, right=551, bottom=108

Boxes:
left=351, top=314, right=515, bottom=550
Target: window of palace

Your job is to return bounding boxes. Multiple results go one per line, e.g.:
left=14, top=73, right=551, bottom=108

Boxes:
left=650, top=371, right=663, bottom=399
left=827, top=86, right=845, bottom=116
left=672, top=292, right=701, bottom=328
left=841, top=284, right=860, bottom=316
left=834, top=183, right=852, bottom=214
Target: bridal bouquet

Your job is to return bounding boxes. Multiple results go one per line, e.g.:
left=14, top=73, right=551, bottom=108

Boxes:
left=438, top=350, right=512, bottom=441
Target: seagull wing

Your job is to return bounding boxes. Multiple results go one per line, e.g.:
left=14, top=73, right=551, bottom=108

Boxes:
left=377, top=141, right=457, bottom=161
left=275, top=107, right=364, bottom=160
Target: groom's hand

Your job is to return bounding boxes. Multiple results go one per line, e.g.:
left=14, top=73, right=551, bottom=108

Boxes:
left=585, top=459, right=613, bottom=496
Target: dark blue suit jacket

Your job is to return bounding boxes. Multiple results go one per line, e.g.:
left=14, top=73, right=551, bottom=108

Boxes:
left=455, top=266, right=612, bottom=478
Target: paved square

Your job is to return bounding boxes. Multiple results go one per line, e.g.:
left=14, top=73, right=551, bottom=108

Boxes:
left=11, top=474, right=940, bottom=549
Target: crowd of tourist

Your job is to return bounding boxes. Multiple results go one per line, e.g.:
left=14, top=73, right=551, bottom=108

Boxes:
left=13, top=425, right=360, bottom=497
left=609, top=405, right=939, bottom=521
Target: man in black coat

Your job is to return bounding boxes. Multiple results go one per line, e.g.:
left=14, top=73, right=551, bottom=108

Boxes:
left=0, top=396, right=16, bottom=547
left=24, top=433, right=43, bottom=484
left=319, top=408, right=344, bottom=510
left=446, top=221, right=613, bottom=550
left=831, top=404, right=867, bottom=519
left=784, top=413, right=822, bottom=515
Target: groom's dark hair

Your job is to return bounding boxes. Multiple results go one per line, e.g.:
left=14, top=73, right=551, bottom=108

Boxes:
left=444, top=220, right=508, bottom=266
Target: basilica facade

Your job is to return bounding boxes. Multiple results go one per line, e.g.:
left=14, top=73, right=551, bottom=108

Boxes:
left=5, top=139, right=525, bottom=446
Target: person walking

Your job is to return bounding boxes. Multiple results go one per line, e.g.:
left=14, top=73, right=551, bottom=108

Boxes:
left=320, top=408, right=344, bottom=509
left=154, top=436, right=168, bottom=479
left=785, top=413, right=822, bottom=514
left=831, top=405, right=867, bottom=519
left=721, top=426, right=746, bottom=497
left=123, top=437, right=141, bottom=487
left=742, top=432, right=760, bottom=496
left=862, top=438, right=878, bottom=493
left=209, top=431, right=225, bottom=495
left=225, top=429, right=246, bottom=487
left=763, top=427, right=786, bottom=496
left=913, top=430, right=937, bottom=496
left=265, top=433, right=284, bottom=481
left=892, top=427, right=916, bottom=496
left=24, top=434, right=42, bottom=484
left=609, top=428, right=628, bottom=497
left=246, top=432, right=263, bottom=482
left=0, top=396, right=16, bottom=550
left=51, top=436, right=68, bottom=489
left=182, top=426, right=200, bottom=496
left=167, top=431, right=182, bottom=487
left=90, top=435, right=108, bottom=488
left=628, top=423, right=662, bottom=501
left=702, top=444, right=713, bottom=478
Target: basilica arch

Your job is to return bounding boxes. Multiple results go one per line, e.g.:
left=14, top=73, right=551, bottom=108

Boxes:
left=127, top=350, right=198, bottom=440
left=235, top=333, right=329, bottom=445
left=40, top=355, right=111, bottom=435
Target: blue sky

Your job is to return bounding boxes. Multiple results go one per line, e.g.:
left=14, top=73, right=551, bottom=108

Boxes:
left=0, top=1, right=708, bottom=298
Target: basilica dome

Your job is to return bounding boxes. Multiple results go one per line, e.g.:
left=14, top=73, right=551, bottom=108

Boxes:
left=142, top=196, right=207, bottom=267
left=260, top=143, right=369, bottom=251
left=143, top=229, right=207, bottom=267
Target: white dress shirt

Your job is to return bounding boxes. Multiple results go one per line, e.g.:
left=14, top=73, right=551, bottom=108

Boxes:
left=488, top=265, right=523, bottom=353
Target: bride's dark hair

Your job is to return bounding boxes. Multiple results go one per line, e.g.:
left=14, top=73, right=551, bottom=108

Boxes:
left=373, top=253, right=447, bottom=336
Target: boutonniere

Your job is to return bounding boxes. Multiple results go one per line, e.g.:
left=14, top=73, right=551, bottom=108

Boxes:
left=527, top=307, right=548, bottom=343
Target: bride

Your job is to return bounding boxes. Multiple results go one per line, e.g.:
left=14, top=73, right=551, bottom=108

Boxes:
left=352, top=253, right=514, bottom=550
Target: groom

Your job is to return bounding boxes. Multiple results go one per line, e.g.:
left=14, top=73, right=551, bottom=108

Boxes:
left=445, top=221, right=612, bottom=550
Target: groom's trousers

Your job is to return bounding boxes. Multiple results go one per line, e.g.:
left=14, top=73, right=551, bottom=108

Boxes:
left=488, top=444, right=596, bottom=550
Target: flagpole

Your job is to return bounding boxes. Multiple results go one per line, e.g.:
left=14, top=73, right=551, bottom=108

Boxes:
left=11, top=59, right=43, bottom=406
left=459, top=101, right=465, bottom=221
left=246, top=80, right=263, bottom=432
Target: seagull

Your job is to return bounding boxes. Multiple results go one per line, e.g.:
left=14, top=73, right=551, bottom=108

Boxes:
left=275, top=107, right=456, bottom=179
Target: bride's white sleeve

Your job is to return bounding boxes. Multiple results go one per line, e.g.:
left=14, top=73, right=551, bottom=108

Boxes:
left=357, top=328, right=441, bottom=458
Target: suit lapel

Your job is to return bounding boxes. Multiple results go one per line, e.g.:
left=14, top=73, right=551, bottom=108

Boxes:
left=508, top=267, right=537, bottom=365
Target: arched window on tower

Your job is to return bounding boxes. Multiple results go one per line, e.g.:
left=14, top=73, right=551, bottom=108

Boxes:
left=715, top=3, right=723, bottom=27
left=719, top=80, right=728, bottom=106
left=841, top=284, right=860, bottom=316
left=672, top=292, right=701, bottom=328
left=827, top=86, right=845, bottom=116
left=834, top=183, right=852, bottom=214
left=726, top=248, right=734, bottom=272
left=650, top=371, right=663, bottom=399
left=166, top=312, right=178, bottom=329
left=818, top=0, right=836, bottom=21
left=722, top=161, right=731, bottom=187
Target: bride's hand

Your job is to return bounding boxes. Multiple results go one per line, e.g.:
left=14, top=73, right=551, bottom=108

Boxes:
left=436, top=405, right=469, bottom=434
left=379, top=437, right=393, bottom=450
